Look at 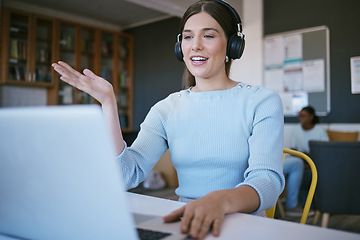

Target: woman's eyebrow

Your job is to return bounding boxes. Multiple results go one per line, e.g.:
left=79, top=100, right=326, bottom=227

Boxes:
left=182, top=27, right=219, bottom=33
left=203, top=28, right=219, bottom=33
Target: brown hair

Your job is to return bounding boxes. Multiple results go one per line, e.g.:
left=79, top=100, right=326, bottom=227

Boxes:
left=179, top=0, right=239, bottom=89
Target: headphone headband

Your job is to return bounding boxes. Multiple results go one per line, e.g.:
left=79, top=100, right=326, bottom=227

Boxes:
left=205, top=0, right=242, bottom=32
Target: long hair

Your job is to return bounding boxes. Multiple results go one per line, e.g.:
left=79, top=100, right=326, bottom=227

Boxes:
left=178, top=1, right=240, bottom=89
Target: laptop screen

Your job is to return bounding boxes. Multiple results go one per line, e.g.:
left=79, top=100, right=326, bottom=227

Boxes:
left=0, top=105, right=138, bottom=240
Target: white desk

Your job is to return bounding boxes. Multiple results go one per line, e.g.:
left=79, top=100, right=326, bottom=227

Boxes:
left=0, top=192, right=358, bottom=240
left=127, top=192, right=360, bottom=240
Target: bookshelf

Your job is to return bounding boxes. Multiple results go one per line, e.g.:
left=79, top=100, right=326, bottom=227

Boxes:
left=46, top=21, right=134, bottom=132
left=116, top=33, right=134, bottom=131
left=0, top=8, right=55, bottom=87
left=57, top=22, right=76, bottom=104
left=1, top=8, right=134, bottom=132
left=78, top=27, right=96, bottom=104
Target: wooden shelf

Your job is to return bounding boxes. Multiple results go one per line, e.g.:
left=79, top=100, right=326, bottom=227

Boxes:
left=1, top=8, right=56, bottom=86
left=47, top=21, right=134, bottom=132
left=1, top=8, right=134, bottom=132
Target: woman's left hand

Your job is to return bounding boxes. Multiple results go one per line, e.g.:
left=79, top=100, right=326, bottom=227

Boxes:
left=163, top=191, right=226, bottom=240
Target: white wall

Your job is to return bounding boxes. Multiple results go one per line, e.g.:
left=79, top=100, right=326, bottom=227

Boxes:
left=230, top=0, right=263, bottom=87
left=0, top=86, right=47, bottom=107
left=284, top=123, right=360, bottom=147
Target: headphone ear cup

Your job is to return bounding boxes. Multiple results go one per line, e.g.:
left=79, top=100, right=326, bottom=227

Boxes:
left=174, top=41, right=184, bottom=62
left=227, top=33, right=245, bottom=60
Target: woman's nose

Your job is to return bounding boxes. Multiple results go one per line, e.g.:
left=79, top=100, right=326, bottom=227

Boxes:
left=192, top=37, right=203, bottom=51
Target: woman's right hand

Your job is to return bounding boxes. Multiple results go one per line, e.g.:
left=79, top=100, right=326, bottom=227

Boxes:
left=52, top=61, right=115, bottom=105
left=52, top=61, right=125, bottom=155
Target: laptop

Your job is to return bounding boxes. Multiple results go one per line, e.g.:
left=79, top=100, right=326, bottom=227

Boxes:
left=0, top=105, right=187, bottom=240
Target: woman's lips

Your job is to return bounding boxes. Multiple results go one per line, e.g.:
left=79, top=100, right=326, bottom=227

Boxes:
left=191, top=56, right=208, bottom=66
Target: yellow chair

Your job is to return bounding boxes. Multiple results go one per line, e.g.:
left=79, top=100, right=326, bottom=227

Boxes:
left=265, top=148, right=318, bottom=224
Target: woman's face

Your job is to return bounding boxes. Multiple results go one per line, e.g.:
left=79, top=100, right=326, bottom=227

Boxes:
left=181, top=12, right=228, bottom=81
left=298, top=110, right=313, bottom=126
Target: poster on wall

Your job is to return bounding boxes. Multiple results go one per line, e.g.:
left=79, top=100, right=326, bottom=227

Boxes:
left=351, top=56, right=360, bottom=94
left=264, top=26, right=329, bottom=116
left=265, top=33, right=307, bottom=115
left=303, top=59, right=325, bottom=92
left=279, top=91, right=308, bottom=116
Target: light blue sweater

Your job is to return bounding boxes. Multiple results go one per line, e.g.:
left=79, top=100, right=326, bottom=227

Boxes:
left=117, top=82, right=285, bottom=213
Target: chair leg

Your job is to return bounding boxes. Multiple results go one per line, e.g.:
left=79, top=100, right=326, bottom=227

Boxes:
left=321, top=213, right=330, bottom=228
left=277, top=201, right=286, bottom=219
left=313, top=210, right=321, bottom=225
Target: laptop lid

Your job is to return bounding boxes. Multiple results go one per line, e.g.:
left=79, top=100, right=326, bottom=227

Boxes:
left=0, top=105, right=138, bottom=240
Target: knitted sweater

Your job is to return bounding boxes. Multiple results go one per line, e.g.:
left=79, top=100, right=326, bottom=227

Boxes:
left=117, top=82, right=285, bottom=213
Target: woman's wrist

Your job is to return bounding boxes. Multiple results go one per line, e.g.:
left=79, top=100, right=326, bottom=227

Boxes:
left=99, top=84, right=116, bottom=105
left=215, top=186, right=260, bottom=215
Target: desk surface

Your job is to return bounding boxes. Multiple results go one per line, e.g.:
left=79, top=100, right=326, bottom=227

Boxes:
left=0, top=192, right=359, bottom=240
left=127, top=192, right=360, bottom=240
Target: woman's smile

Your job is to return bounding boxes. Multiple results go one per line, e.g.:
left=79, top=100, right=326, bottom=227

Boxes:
left=191, top=55, right=209, bottom=66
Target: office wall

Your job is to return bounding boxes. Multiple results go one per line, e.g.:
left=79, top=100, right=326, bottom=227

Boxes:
left=230, top=0, right=263, bottom=86
left=125, top=17, right=184, bottom=131
left=264, top=0, right=360, bottom=123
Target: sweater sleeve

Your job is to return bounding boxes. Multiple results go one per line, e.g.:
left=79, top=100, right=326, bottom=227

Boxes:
left=236, top=88, right=285, bottom=213
left=116, top=101, right=170, bottom=190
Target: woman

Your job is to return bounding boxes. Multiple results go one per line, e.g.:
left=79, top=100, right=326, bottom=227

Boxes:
left=284, top=106, right=329, bottom=217
left=291, top=106, right=329, bottom=154
left=52, top=1, right=285, bottom=239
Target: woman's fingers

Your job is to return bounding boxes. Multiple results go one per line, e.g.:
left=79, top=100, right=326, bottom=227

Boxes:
left=189, top=210, right=205, bottom=238
left=163, top=206, right=185, bottom=223
left=191, top=215, right=223, bottom=239
left=163, top=200, right=225, bottom=240
left=52, top=63, right=79, bottom=83
left=52, top=62, right=95, bottom=89
left=211, top=217, right=223, bottom=237
left=83, top=68, right=98, bottom=80
left=51, top=61, right=115, bottom=105
left=57, top=61, right=83, bottom=78
left=197, top=215, right=214, bottom=239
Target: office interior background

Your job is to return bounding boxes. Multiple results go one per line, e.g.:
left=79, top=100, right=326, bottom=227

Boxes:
left=0, top=0, right=360, bottom=233
left=1, top=0, right=359, bottom=126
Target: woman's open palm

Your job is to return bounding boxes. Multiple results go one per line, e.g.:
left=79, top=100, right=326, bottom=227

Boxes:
left=52, top=61, right=114, bottom=105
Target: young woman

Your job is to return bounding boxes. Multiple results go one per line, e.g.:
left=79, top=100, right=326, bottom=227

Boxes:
left=284, top=106, right=329, bottom=216
left=52, top=1, right=285, bottom=239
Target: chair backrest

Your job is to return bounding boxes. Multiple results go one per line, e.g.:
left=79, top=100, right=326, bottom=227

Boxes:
left=326, top=130, right=359, bottom=142
left=309, top=141, right=360, bottom=215
left=265, top=148, right=318, bottom=224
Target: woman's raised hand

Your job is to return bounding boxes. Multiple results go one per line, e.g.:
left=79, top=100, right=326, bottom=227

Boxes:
left=52, top=61, right=125, bottom=154
left=52, top=61, right=115, bottom=105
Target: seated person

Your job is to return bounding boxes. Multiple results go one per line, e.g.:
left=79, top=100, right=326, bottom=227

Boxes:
left=52, top=1, right=285, bottom=238
left=284, top=106, right=329, bottom=217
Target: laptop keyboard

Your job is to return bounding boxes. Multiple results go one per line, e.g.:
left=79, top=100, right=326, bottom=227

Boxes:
left=137, top=228, right=171, bottom=240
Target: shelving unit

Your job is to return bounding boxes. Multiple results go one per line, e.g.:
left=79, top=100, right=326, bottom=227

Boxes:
left=57, top=22, right=76, bottom=105
left=47, top=21, right=134, bottom=132
left=1, top=8, right=134, bottom=132
left=116, top=33, right=134, bottom=131
left=1, top=8, right=55, bottom=87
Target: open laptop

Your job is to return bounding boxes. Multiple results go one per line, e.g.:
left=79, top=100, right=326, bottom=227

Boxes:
left=0, top=105, right=187, bottom=240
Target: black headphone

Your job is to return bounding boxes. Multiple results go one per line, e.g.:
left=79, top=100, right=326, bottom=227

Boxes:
left=174, top=0, right=245, bottom=62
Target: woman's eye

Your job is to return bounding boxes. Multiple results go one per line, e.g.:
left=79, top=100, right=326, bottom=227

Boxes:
left=204, top=35, right=214, bottom=39
left=183, top=36, right=192, bottom=40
